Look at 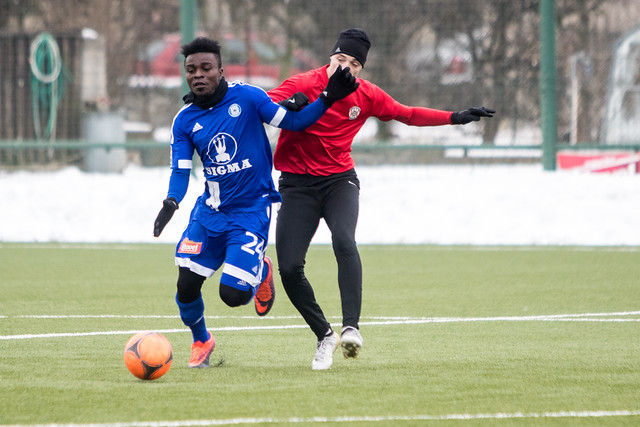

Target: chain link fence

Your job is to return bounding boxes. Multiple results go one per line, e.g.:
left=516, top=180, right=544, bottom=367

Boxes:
left=1, top=0, right=640, bottom=168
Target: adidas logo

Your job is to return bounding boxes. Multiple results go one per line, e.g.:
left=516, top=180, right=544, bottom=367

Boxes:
left=192, top=122, right=203, bottom=133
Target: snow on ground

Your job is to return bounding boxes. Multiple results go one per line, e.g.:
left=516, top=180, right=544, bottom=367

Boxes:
left=1, top=164, right=639, bottom=246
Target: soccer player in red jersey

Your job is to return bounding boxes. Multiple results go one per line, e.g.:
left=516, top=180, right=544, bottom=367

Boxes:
left=268, top=28, right=495, bottom=370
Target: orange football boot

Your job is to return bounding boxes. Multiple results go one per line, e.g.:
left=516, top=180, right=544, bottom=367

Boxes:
left=254, top=256, right=275, bottom=316
left=188, top=334, right=215, bottom=368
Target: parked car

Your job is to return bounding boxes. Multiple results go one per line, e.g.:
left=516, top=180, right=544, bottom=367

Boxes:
left=129, top=33, right=319, bottom=89
left=405, top=31, right=474, bottom=85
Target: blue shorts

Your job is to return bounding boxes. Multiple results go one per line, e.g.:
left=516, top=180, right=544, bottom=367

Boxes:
left=175, top=207, right=270, bottom=292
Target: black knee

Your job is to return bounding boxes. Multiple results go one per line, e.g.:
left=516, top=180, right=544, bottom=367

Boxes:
left=176, top=267, right=206, bottom=304
left=219, top=283, right=253, bottom=307
left=332, top=234, right=358, bottom=258
left=277, top=261, right=306, bottom=290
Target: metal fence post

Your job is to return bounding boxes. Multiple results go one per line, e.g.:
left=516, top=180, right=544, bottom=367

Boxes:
left=180, top=0, right=196, bottom=96
left=540, top=0, right=558, bottom=171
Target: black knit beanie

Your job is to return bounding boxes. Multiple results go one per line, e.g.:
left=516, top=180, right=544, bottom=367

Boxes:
left=330, top=28, right=371, bottom=67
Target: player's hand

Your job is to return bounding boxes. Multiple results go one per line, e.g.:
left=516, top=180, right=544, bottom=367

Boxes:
left=278, top=92, right=310, bottom=112
left=319, top=65, right=359, bottom=107
left=153, top=198, right=178, bottom=237
left=451, top=107, right=496, bottom=125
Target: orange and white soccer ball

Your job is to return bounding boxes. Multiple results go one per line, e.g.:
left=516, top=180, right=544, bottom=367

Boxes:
left=123, top=332, right=172, bottom=380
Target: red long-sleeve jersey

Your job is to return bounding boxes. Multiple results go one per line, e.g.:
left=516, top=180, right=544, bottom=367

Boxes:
left=268, top=65, right=454, bottom=176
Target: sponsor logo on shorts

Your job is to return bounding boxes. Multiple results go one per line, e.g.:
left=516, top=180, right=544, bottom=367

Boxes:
left=178, top=238, right=203, bottom=254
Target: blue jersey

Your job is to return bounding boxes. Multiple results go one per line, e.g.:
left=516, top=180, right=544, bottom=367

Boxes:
left=168, top=81, right=327, bottom=219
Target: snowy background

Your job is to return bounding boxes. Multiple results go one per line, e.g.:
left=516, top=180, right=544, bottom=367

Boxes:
left=1, top=163, right=639, bottom=246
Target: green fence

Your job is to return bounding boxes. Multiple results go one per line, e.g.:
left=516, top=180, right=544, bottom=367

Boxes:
left=2, top=0, right=640, bottom=169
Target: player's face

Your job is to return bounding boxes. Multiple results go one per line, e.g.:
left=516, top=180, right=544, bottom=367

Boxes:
left=184, top=52, right=224, bottom=96
left=327, top=53, right=363, bottom=78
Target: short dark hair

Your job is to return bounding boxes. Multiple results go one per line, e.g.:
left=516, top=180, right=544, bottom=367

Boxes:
left=181, top=37, right=223, bottom=67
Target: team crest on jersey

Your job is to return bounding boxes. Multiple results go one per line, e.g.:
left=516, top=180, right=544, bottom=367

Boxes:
left=206, top=133, right=238, bottom=165
left=228, top=103, right=241, bottom=117
left=348, top=106, right=361, bottom=120
left=178, top=238, right=202, bottom=254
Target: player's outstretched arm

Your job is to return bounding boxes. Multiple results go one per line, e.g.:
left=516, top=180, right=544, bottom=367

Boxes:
left=450, top=107, right=496, bottom=125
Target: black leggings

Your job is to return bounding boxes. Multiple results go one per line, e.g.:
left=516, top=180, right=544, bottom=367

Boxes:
left=176, top=267, right=253, bottom=307
left=275, top=169, right=362, bottom=340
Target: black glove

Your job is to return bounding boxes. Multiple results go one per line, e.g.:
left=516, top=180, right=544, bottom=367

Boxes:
left=319, top=65, right=359, bottom=107
left=153, top=198, right=178, bottom=237
left=278, top=92, right=310, bottom=112
left=451, top=107, right=496, bottom=125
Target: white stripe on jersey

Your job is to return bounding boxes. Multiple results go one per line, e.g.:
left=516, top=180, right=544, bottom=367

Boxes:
left=269, top=107, right=287, bottom=127
left=178, top=159, right=193, bottom=169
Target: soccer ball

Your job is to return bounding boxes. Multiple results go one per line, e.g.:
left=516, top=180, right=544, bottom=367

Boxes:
left=123, top=332, right=173, bottom=380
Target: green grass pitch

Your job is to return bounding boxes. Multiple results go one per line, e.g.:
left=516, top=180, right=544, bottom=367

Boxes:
left=0, top=243, right=639, bottom=426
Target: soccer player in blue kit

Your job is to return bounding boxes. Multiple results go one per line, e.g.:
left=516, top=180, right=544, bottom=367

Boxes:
left=152, top=37, right=359, bottom=368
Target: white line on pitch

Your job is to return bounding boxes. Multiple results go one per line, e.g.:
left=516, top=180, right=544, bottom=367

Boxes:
left=0, top=325, right=308, bottom=340
left=368, top=310, right=640, bottom=319
left=1, top=409, right=638, bottom=426
left=1, top=311, right=639, bottom=340
left=8, top=310, right=640, bottom=320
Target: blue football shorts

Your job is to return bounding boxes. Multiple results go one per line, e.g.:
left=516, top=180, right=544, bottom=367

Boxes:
left=174, top=208, right=270, bottom=292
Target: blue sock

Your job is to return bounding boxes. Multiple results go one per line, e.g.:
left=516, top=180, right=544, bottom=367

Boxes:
left=175, top=294, right=210, bottom=343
